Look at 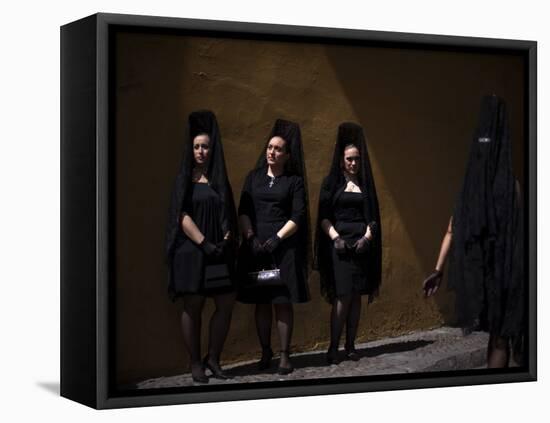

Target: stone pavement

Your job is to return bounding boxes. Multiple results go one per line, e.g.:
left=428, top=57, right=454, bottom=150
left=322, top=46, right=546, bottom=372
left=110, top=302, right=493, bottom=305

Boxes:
left=135, top=327, right=489, bottom=389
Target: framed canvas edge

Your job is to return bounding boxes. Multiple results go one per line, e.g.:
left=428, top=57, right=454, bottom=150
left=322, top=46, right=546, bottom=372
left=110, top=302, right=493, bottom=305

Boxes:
left=89, top=12, right=537, bottom=409
left=526, top=42, right=537, bottom=381
left=97, top=371, right=535, bottom=410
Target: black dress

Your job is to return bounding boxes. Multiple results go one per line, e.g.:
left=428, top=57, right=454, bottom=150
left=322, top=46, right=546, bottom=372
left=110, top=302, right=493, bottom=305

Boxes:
left=329, top=191, right=371, bottom=297
left=237, top=169, right=309, bottom=304
left=169, top=183, right=235, bottom=298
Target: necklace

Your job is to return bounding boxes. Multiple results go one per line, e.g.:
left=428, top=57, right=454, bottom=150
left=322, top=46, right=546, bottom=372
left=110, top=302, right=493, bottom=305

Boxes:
left=268, top=175, right=276, bottom=188
left=344, top=174, right=361, bottom=192
left=192, top=168, right=209, bottom=184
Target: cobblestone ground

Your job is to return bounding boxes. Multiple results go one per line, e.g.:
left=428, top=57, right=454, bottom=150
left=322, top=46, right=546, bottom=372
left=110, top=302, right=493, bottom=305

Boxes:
left=136, top=327, right=489, bottom=389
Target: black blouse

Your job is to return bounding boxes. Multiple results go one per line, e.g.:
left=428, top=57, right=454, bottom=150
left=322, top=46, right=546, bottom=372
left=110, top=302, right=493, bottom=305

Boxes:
left=238, top=169, right=305, bottom=228
left=182, top=182, right=228, bottom=241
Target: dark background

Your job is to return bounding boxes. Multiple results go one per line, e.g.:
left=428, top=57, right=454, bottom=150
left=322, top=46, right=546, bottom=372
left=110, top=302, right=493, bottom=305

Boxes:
left=113, top=30, right=525, bottom=386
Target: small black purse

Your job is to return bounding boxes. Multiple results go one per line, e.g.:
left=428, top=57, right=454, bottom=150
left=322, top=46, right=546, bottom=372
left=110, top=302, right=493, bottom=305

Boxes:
left=204, top=263, right=232, bottom=289
left=247, top=255, right=282, bottom=287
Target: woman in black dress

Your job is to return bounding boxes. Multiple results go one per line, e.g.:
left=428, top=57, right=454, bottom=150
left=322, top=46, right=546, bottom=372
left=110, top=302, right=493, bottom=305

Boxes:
left=166, top=110, right=239, bottom=383
left=314, top=122, right=382, bottom=365
left=423, top=95, right=524, bottom=368
left=237, top=119, right=310, bottom=375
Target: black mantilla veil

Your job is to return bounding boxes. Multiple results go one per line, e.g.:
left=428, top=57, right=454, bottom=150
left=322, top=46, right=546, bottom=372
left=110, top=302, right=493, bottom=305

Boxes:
left=165, top=110, right=238, bottom=261
left=448, top=95, right=524, bottom=339
left=314, top=122, right=382, bottom=303
left=253, top=118, right=312, bottom=276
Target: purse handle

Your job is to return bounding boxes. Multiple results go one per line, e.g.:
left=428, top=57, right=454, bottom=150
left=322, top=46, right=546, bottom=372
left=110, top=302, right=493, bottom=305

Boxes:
left=260, top=253, right=279, bottom=271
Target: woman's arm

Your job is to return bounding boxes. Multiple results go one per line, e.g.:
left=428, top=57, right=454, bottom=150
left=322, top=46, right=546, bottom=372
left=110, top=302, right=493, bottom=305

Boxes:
left=219, top=196, right=230, bottom=241
left=263, top=176, right=304, bottom=252
left=238, top=172, right=255, bottom=240
left=263, top=216, right=298, bottom=253
left=285, top=176, right=306, bottom=238
left=239, top=214, right=254, bottom=240
left=364, top=225, right=373, bottom=240
left=181, top=213, right=205, bottom=244
left=423, top=217, right=453, bottom=297
left=321, top=218, right=339, bottom=240
left=277, top=220, right=298, bottom=240
left=435, top=217, right=453, bottom=272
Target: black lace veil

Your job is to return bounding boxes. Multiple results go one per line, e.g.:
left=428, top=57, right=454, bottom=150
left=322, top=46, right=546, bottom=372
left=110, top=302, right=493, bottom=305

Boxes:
left=448, top=95, right=522, bottom=337
left=314, top=122, right=382, bottom=303
left=165, top=110, right=238, bottom=260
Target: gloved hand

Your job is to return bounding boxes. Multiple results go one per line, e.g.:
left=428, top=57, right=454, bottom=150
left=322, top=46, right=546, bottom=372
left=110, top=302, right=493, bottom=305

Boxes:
left=216, top=238, right=230, bottom=255
left=263, top=235, right=282, bottom=253
left=333, top=236, right=347, bottom=255
left=199, top=238, right=220, bottom=257
left=422, top=269, right=443, bottom=297
left=248, top=235, right=264, bottom=257
left=352, top=236, right=370, bottom=254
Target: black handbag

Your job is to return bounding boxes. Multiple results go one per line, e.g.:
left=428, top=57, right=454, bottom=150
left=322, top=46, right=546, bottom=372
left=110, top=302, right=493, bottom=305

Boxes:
left=204, top=263, right=231, bottom=289
left=247, top=255, right=282, bottom=287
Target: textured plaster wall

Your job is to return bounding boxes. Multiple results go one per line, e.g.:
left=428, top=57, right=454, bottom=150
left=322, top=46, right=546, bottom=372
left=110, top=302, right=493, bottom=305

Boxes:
left=114, top=31, right=525, bottom=385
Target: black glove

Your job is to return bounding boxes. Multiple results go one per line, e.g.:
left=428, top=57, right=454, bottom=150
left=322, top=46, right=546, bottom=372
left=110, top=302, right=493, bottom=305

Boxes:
left=248, top=235, right=264, bottom=257
left=423, top=269, right=443, bottom=297
left=216, top=238, right=230, bottom=255
left=353, top=236, right=370, bottom=254
left=263, top=235, right=282, bottom=253
left=199, top=238, right=219, bottom=257
left=333, top=236, right=347, bottom=255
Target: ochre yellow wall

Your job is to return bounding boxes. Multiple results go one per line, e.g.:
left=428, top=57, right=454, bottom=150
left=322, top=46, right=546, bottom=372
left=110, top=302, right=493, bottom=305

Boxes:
left=114, top=31, right=525, bottom=385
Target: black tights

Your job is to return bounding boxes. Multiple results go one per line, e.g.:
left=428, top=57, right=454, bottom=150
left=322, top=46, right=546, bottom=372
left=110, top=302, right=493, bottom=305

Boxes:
left=487, top=333, right=509, bottom=368
left=180, top=292, right=236, bottom=369
left=255, top=303, right=293, bottom=365
left=329, top=293, right=362, bottom=351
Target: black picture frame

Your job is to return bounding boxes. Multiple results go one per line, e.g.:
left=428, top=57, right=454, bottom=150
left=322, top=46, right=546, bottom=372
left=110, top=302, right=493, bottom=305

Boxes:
left=60, top=12, right=537, bottom=409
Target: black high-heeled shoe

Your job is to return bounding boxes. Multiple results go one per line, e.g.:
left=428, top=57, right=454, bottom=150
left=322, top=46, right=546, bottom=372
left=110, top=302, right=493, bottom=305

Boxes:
left=344, top=346, right=360, bottom=361
left=277, top=350, right=294, bottom=375
left=326, top=347, right=340, bottom=365
left=258, top=347, right=273, bottom=371
left=203, top=355, right=230, bottom=380
left=190, top=363, right=209, bottom=384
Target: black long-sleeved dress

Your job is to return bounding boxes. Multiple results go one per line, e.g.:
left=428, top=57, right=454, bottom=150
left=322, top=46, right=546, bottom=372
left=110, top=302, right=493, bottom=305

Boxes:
left=319, top=189, right=375, bottom=299
left=169, top=182, right=235, bottom=298
left=237, top=168, right=310, bottom=304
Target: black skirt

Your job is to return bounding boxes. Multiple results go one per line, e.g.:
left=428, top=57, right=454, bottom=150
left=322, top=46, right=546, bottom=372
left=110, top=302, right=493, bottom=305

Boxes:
left=169, top=183, right=235, bottom=299
left=328, top=192, right=371, bottom=297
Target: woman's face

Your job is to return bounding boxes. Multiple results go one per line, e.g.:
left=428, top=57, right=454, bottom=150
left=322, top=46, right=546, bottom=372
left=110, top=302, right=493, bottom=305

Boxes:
left=193, top=134, right=210, bottom=166
left=342, top=145, right=360, bottom=175
left=266, top=136, right=289, bottom=168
